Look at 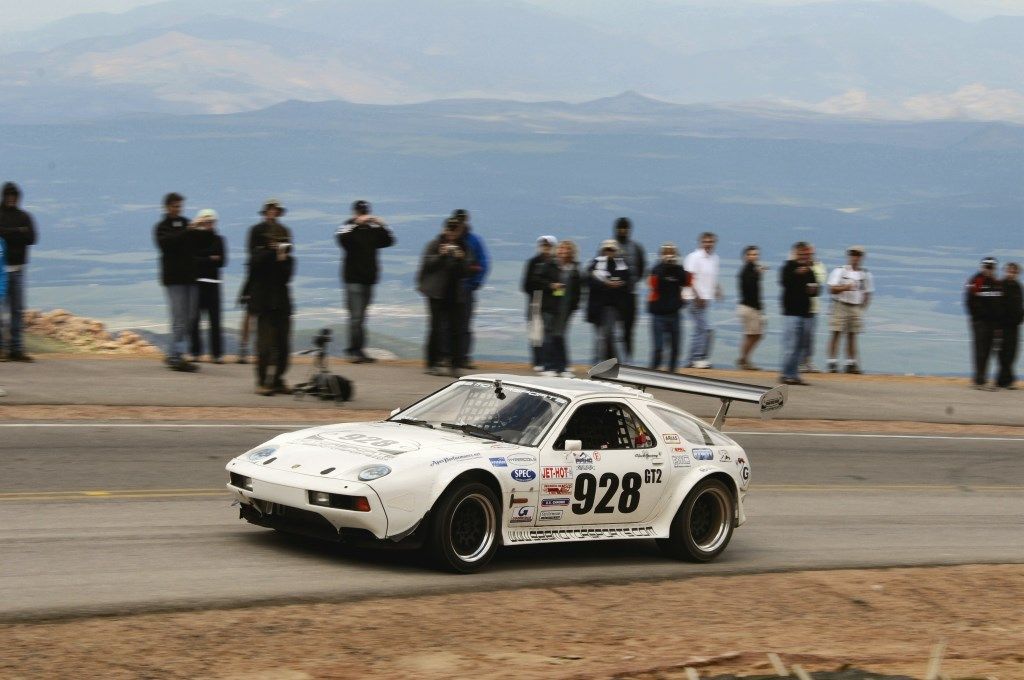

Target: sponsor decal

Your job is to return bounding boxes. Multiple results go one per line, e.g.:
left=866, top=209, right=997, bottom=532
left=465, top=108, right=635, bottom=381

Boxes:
left=489, top=457, right=508, bottom=468
left=594, top=451, right=602, bottom=462
left=736, top=457, right=746, bottom=466
left=718, top=450, right=731, bottom=462
left=509, top=505, right=535, bottom=524
left=541, top=466, right=574, bottom=480
left=543, top=483, right=572, bottom=495
left=291, top=464, right=302, bottom=469
left=511, top=468, right=537, bottom=482
left=507, top=526, right=656, bottom=543
left=430, top=453, right=481, bottom=467
left=662, top=434, right=681, bottom=444
left=576, top=463, right=596, bottom=472
left=301, top=433, right=399, bottom=461
left=510, top=495, right=529, bottom=505
left=692, top=448, right=714, bottom=461
left=506, top=454, right=537, bottom=465
left=539, top=509, right=563, bottom=521
left=573, top=452, right=595, bottom=465
left=673, top=447, right=686, bottom=452
left=672, top=454, right=691, bottom=468
left=634, top=451, right=660, bottom=460
left=489, top=443, right=519, bottom=450
left=541, top=497, right=571, bottom=507
left=741, top=466, right=750, bottom=481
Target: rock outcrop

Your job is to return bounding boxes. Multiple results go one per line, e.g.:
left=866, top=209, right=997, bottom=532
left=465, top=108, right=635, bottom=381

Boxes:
left=23, top=309, right=161, bottom=355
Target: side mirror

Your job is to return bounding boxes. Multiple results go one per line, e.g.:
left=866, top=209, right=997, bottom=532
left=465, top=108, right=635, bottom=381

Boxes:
left=390, top=408, right=401, bottom=417
left=565, top=439, right=583, bottom=452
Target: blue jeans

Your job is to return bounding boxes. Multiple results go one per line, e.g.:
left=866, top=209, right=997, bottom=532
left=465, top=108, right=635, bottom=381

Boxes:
left=686, top=303, right=711, bottom=363
left=345, top=282, right=373, bottom=354
left=165, top=284, right=198, bottom=361
left=1, top=268, right=26, bottom=353
left=593, top=306, right=625, bottom=363
left=781, top=315, right=812, bottom=380
left=650, top=312, right=682, bottom=372
left=542, top=311, right=572, bottom=373
left=799, top=313, right=817, bottom=365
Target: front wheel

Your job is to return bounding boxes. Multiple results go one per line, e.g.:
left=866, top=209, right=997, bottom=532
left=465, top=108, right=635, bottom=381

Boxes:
left=657, top=478, right=734, bottom=562
left=426, top=482, right=500, bottom=573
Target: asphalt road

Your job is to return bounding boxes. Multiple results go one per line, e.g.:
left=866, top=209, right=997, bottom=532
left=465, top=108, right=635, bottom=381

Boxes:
left=1, top=424, right=1022, bottom=620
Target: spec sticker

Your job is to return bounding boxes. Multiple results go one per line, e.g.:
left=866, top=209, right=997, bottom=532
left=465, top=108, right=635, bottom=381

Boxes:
left=511, top=468, right=537, bottom=482
left=543, top=483, right=572, bottom=495
left=489, top=457, right=508, bottom=468
left=672, top=454, right=691, bottom=468
left=692, top=448, right=714, bottom=461
left=662, top=434, right=681, bottom=444
left=541, top=466, right=574, bottom=480
left=538, top=509, right=563, bottom=521
left=509, top=505, right=535, bottom=524
left=506, top=454, right=537, bottom=465
left=541, top=497, right=570, bottom=507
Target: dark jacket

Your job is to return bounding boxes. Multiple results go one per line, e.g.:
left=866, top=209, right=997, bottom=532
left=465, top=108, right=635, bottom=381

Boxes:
left=1001, top=278, right=1022, bottom=327
left=522, top=253, right=553, bottom=317
left=246, top=221, right=294, bottom=314
left=0, top=206, right=36, bottom=266
left=617, top=238, right=647, bottom=291
left=154, top=214, right=198, bottom=286
left=417, top=236, right=475, bottom=302
left=586, top=255, right=632, bottom=324
left=739, top=261, right=762, bottom=310
left=464, top=229, right=489, bottom=291
left=530, top=258, right=582, bottom=316
left=647, top=261, right=688, bottom=315
left=194, top=230, right=227, bottom=282
left=964, top=272, right=1004, bottom=324
left=780, top=259, right=819, bottom=317
left=336, top=217, right=395, bottom=285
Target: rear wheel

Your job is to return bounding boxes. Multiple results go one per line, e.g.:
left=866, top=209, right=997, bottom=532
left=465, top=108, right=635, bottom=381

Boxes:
left=426, top=482, right=500, bottom=573
left=657, top=478, right=734, bottom=562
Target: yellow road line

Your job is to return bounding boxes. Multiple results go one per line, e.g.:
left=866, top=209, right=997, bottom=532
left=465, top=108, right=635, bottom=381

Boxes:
left=0, top=489, right=225, bottom=502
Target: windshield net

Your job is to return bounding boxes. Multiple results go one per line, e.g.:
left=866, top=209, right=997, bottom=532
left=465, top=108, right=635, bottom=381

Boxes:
left=393, top=381, right=568, bottom=446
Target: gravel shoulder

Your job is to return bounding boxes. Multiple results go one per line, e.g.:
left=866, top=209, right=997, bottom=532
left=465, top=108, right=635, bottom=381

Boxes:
left=2, top=565, right=1021, bottom=679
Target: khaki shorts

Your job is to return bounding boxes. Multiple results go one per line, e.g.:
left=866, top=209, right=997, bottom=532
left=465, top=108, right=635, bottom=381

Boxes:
left=737, top=304, right=765, bottom=335
left=830, top=301, right=865, bottom=333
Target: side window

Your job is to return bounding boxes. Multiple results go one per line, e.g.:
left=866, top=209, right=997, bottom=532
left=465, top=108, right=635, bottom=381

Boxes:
left=702, top=426, right=736, bottom=447
left=650, top=407, right=710, bottom=446
left=554, top=402, right=656, bottom=450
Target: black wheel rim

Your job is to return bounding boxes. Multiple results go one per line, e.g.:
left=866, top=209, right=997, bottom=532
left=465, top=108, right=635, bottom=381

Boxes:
left=689, top=486, right=730, bottom=553
left=449, top=493, right=496, bottom=562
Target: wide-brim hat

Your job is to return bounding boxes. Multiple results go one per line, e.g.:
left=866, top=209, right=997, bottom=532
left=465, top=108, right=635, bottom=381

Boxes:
left=260, top=198, right=286, bottom=216
left=195, top=208, right=218, bottom=222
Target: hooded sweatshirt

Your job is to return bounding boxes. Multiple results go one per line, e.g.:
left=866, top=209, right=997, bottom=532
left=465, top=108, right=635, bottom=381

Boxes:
left=0, top=185, right=37, bottom=267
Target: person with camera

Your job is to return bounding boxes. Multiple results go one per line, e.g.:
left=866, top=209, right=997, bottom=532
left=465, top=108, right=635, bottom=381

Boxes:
left=451, top=209, right=488, bottom=370
left=964, top=257, right=1004, bottom=390
left=154, top=192, right=201, bottom=372
left=336, top=199, right=395, bottom=364
left=587, top=239, right=632, bottom=363
left=188, top=209, right=227, bottom=363
left=779, top=241, right=820, bottom=386
left=523, top=235, right=557, bottom=371
left=648, top=242, right=689, bottom=373
left=826, top=246, right=874, bottom=374
left=247, top=199, right=295, bottom=395
left=998, top=262, right=1022, bottom=389
left=417, top=218, right=477, bottom=376
left=0, top=182, right=37, bottom=362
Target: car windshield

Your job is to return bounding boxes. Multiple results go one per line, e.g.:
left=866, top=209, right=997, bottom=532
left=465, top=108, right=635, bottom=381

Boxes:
left=391, top=380, right=568, bottom=447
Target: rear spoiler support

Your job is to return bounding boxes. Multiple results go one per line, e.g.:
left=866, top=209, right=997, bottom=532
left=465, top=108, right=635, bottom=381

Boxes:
left=587, top=359, right=787, bottom=428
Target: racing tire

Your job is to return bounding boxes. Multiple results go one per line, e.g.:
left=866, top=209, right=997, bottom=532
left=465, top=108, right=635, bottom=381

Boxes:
left=426, top=482, right=501, bottom=573
left=657, top=478, right=734, bottom=562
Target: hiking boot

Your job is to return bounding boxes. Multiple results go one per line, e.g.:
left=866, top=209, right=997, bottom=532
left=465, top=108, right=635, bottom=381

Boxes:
left=169, top=360, right=198, bottom=373
left=8, top=352, right=34, bottom=363
left=274, top=382, right=293, bottom=395
left=845, top=362, right=862, bottom=374
left=827, top=360, right=839, bottom=373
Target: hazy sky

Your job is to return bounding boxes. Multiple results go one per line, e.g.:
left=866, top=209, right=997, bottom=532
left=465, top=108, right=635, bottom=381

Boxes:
left=4, top=0, right=1024, bottom=31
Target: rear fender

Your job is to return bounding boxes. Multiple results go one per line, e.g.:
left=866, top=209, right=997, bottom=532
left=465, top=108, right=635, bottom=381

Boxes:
left=657, top=469, right=740, bottom=533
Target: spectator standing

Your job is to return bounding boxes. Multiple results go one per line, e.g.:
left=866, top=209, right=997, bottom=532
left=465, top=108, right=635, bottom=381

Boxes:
left=736, top=245, right=766, bottom=370
left=799, top=243, right=827, bottom=373
left=535, top=240, right=581, bottom=377
left=189, top=209, right=226, bottom=363
left=0, top=182, right=38, bottom=362
left=964, top=257, right=1003, bottom=390
left=523, top=235, right=557, bottom=371
left=683, top=232, right=722, bottom=369
left=0, top=235, right=7, bottom=393
left=247, top=199, right=295, bottom=395
left=826, top=246, right=874, bottom=374
left=647, top=242, right=688, bottom=373
left=587, top=240, right=632, bottom=363
left=154, top=192, right=200, bottom=372
left=613, top=217, right=646, bottom=362
left=997, top=262, right=1022, bottom=389
left=417, top=218, right=476, bottom=376
left=336, top=200, right=395, bottom=364
left=236, top=274, right=253, bottom=364
left=779, top=242, right=820, bottom=386
left=452, top=209, right=488, bottom=370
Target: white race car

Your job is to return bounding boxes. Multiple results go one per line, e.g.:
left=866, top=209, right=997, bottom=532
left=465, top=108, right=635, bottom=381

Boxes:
left=226, top=360, right=786, bottom=572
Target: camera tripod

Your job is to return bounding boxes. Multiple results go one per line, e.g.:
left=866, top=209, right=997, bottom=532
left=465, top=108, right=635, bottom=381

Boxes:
left=293, top=332, right=352, bottom=403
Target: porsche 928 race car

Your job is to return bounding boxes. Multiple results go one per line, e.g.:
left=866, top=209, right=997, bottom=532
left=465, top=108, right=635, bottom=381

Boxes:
left=226, top=359, right=786, bottom=572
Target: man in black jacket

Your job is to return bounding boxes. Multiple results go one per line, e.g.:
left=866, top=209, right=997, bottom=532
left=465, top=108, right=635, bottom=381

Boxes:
left=647, top=242, right=688, bottom=373
left=779, top=242, right=819, bottom=385
left=737, top=245, right=765, bottom=370
left=964, top=257, right=1004, bottom=389
left=336, top=200, right=394, bottom=364
left=587, top=240, right=632, bottom=363
left=522, top=235, right=557, bottom=370
left=997, top=262, right=1022, bottom=389
left=189, top=209, right=227, bottom=363
left=154, top=192, right=200, bottom=372
left=0, top=182, right=38, bottom=362
left=248, top=199, right=295, bottom=395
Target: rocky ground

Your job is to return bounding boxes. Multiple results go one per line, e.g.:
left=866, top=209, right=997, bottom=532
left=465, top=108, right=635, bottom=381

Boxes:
left=21, top=309, right=159, bottom=355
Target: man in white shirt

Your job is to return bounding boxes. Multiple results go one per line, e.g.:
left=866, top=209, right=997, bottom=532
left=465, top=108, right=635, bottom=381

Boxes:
left=683, top=231, right=722, bottom=368
left=826, top=246, right=874, bottom=374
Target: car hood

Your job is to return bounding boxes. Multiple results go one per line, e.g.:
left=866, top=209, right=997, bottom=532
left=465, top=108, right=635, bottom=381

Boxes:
left=244, top=421, right=530, bottom=481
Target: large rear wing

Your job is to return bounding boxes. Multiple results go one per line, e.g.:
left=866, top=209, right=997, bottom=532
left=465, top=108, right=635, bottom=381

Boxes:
left=587, top=359, right=787, bottom=429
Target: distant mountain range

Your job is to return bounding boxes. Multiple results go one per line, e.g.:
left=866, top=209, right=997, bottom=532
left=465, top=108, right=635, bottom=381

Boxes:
left=2, top=0, right=1023, bottom=123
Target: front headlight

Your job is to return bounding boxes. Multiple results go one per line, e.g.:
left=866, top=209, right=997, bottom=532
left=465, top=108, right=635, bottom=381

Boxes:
left=357, top=465, right=392, bottom=481
left=245, top=446, right=277, bottom=463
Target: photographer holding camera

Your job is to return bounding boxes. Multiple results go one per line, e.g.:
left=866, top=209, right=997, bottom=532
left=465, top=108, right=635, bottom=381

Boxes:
left=246, top=198, right=295, bottom=396
left=417, top=217, right=477, bottom=376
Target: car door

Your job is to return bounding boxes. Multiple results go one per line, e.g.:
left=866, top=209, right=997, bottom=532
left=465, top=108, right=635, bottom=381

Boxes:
left=538, top=399, right=668, bottom=526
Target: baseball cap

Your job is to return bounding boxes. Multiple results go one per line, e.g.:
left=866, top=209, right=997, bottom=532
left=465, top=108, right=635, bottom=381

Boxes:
left=195, top=208, right=218, bottom=221
left=352, top=200, right=371, bottom=214
left=537, top=235, right=557, bottom=246
left=847, top=245, right=866, bottom=256
left=600, top=239, right=619, bottom=252
left=981, top=256, right=998, bottom=268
